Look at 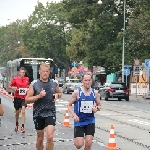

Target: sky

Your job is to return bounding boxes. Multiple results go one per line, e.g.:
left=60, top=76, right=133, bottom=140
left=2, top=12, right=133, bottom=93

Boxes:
left=0, top=0, right=61, bottom=26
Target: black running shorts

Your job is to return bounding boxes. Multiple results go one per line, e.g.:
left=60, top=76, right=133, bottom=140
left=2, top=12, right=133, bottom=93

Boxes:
left=74, top=123, right=95, bottom=138
left=14, top=97, right=27, bottom=110
left=33, top=116, right=56, bottom=130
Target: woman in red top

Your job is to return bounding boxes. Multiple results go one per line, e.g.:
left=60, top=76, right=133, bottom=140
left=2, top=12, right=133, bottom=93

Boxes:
left=9, top=67, right=29, bottom=133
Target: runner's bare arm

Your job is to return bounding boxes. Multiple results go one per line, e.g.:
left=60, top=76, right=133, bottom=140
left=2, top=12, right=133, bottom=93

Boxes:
left=9, top=79, right=17, bottom=91
left=68, top=90, right=78, bottom=117
left=55, top=84, right=62, bottom=99
left=95, top=90, right=101, bottom=111
left=25, top=84, right=41, bottom=104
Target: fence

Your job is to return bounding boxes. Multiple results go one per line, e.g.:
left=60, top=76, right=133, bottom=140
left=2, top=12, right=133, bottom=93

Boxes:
left=130, top=83, right=149, bottom=95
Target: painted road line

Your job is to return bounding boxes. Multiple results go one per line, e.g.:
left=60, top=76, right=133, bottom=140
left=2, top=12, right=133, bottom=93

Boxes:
left=129, top=119, right=150, bottom=125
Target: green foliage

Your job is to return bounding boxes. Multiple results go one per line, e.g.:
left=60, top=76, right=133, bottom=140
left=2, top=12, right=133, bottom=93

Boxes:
left=0, top=0, right=150, bottom=75
left=0, top=20, right=30, bottom=66
left=21, top=2, right=70, bottom=70
left=125, top=0, right=150, bottom=63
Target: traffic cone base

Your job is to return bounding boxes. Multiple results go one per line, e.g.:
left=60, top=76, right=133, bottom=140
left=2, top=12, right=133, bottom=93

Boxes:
left=106, top=146, right=119, bottom=150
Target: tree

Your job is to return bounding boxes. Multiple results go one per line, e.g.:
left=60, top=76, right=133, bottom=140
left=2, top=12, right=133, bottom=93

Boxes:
left=66, top=28, right=90, bottom=62
left=125, top=0, right=150, bottom=63
left=0, top=20, right=30, bottom=66
left=21, top=2, right=71, bottom=77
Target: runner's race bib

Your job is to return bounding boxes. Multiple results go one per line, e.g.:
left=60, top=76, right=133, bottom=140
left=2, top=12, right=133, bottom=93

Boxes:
left=80, top=101, right=93, bottom=113
left=19, top=88, right=27, bottom=95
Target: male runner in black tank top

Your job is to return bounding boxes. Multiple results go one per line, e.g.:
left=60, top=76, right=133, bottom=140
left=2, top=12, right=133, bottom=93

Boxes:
left=25, top=63, right=62, bottom=150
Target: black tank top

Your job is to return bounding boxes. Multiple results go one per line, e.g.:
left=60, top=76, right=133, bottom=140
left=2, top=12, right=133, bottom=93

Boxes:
left=32, top=79, right=57, bottom=118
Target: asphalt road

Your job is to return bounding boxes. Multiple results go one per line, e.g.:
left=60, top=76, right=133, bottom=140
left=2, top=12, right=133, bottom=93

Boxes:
left=60, top=92, right=150, bottom=150
left=1, top=89, right=150, bottom=150
left=0, top=93, right=105, bottom=150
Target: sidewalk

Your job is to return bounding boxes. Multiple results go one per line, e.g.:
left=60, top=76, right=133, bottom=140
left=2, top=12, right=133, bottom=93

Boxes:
left=130, top=94, right=150, bottom=103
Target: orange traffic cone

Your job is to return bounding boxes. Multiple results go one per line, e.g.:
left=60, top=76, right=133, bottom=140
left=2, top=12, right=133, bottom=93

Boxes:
left=27, top=103, right=33, bottom=109
left=106, top=125, right=119, bottom=150
left=63, top=109, right=70, bottom=127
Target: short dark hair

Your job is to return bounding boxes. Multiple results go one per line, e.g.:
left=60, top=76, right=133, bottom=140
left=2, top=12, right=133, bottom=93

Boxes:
left=19, top=67, right=26, bottom=71
left=82, top=73, right=92, bottom=80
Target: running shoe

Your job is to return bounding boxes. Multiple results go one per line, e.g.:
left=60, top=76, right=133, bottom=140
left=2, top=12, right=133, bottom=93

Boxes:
left=14, top=124, right=19, bottom=132
left=21, top=127, right=25, bottom=133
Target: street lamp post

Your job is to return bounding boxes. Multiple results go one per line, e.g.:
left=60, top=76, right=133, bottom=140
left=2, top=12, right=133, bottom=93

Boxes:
left=98, top=0, right=126, bottom=82
left=122, top=0, right=126, bottom=82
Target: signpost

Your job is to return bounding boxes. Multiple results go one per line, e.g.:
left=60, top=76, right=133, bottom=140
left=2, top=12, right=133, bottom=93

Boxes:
left=133, top=58, right=140, bottom=98
left=133, top=66, right=140, bottom=76
left=72, top=61, right=77, bottom=78
left=72, top=61, right=77, bottom=67
left=79, top=71, right=83, bottom=75
left=145, top=59, right=150, bottom=95
left=124, top=69, right=130, bottom=86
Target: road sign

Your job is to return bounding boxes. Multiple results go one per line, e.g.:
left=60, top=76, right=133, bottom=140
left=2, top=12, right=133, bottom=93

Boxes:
left=124, top=69, right=130, bottom=76
left=133, top=71, right=140, bottom=76
left=145, top=59, right=150, bottom=68
left=79, top=71, right=83, bottom=75
left=124, top=64, right=132, bottom=68
left=134, top=58, right=140, bottom=66
left=72, top=61, right=77, bottom=67
left=72, top=67, right=77, bottom=72
left=133, top=66, right=140, bottom=72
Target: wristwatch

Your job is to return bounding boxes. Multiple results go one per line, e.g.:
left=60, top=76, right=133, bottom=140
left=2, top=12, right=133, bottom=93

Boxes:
left=0, top=98, right=1, bottom=104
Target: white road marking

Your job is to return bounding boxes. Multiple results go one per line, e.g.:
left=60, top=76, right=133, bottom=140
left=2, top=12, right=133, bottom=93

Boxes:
left=57, top=101, right=68, bottom=104
left=57, top=108, right=68, bottom=110
left=99, top=114, right=111, bottom=116
left=56, top=104, right=64, bottom=107
left=128, top=119, right=150, bottom=126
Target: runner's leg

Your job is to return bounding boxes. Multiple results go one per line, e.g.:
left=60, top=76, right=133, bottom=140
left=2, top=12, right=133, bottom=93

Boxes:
left=84, top=135, right=93, bottom=150
left=14, top=98, right=20, bottom=131
left=21, top=106, right=25, bottom=126
left=74, top=126, right=84, bottom=149
left=36, top=130, right=44, bottom=150
left=46, top=125, right=55, bottom=150
left=84, top=124, right=95, bottom=150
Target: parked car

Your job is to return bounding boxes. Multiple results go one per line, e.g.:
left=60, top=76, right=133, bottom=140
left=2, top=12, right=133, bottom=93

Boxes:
left=55, top=77, right=65, bottom=87
left=100, top=82, right=129, bottom=101
left=62, top=79, right=82, bottom=94
left=92, top=81, right=104, bottom=91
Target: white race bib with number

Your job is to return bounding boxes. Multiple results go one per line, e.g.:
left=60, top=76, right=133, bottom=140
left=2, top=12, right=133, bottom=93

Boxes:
left=19, top=88, right=27, bottom=95
left=80, top=101, right=93, bottom=113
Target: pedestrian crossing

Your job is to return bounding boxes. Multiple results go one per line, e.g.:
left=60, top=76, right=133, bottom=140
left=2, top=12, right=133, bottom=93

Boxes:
left=56, top=99, right=69, bottom=111
left=26, top=99, right=69, bottom=111
left=0, top=88, right=69, bottom=111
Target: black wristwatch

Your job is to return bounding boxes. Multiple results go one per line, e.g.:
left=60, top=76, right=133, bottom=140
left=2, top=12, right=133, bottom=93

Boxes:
left=0, top=98, right=1, bottom=104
